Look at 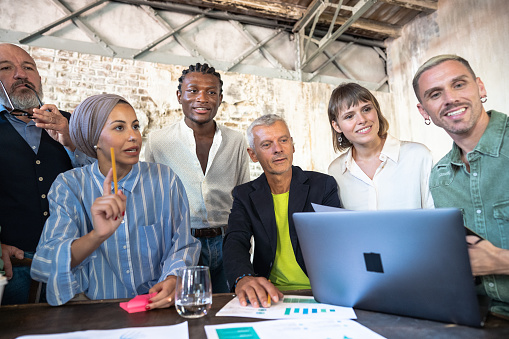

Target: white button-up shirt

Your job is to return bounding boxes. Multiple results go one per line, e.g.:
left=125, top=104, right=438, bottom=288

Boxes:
left=146, top=120, right=250, bottom=229
left=328, top=135, right=434, bottom=210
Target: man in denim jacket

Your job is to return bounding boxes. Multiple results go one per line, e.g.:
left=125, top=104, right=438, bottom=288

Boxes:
left=413, top=54, right=509, bottom=317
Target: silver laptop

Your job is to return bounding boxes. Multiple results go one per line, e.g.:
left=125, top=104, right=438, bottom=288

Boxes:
left=293, top=208, right=488, bottom=327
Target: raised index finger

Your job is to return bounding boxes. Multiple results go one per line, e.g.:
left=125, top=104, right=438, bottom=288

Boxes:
left=103, top=168, right=114, bottom=196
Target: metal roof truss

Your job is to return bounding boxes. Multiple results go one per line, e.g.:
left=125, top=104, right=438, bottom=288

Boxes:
left=0, top=0, right=388, bottom=90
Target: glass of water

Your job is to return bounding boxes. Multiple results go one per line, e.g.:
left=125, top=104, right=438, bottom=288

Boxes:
left=175, top=266, right=212, bottom=318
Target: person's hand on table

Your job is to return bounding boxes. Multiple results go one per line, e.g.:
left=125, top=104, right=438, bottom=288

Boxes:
left=1, top=243, right=24, bottom=280
left=147, top=275, right=177, bottom=310
left=235, top=276, right=283, bottom=308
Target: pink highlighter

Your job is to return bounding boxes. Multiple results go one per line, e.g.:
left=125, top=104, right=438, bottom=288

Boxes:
left=120, top=292, right=157, bottom=313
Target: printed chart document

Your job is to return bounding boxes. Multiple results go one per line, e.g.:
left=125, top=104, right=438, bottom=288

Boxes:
left=205, top=319, right=386, bottom=339
left=216, top=295, right=356, bottom=320
left=17, top=322, right=189, bottom=339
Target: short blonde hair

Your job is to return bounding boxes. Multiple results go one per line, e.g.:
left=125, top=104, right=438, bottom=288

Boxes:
left=412, top=54, right=476, bottom=103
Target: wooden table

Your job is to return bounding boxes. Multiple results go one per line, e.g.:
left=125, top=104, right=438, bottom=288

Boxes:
left=2, top=293, right=509, bottom=338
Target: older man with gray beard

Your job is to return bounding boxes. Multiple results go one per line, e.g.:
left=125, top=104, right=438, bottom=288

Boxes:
left=0, top=43, right=91, bottom=305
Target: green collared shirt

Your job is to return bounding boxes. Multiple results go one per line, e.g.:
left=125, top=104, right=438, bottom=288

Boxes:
left=430, top=110, right=509, bottom=314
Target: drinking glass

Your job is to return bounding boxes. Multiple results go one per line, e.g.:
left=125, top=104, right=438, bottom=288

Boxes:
left=175, top=266, right=212, bottom=318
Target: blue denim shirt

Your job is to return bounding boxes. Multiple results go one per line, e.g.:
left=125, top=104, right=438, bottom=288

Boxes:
left=430, top=110, right=509, bottom=314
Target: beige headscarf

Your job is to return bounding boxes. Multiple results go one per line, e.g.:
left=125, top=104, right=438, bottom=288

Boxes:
left=70, top=94, right=131, bottom=158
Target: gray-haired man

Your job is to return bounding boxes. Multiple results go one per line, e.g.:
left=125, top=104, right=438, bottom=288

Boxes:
left=223, top=114, right=341, bottom=307
left=0, top=43, right=91, bottom=304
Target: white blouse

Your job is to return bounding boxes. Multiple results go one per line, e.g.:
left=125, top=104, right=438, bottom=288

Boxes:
left=328, top=135, right=434, bottom=210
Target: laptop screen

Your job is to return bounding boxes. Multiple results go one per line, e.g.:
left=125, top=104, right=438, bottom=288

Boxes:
left=293, top=208, right=484, bottom=327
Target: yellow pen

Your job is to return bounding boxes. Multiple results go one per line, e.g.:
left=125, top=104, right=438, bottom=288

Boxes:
left=110, top=147, right=118, bottom=194
left=267, top=279, right=271, bottom=307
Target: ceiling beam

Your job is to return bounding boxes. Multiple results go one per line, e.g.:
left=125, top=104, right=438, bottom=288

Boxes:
left=128, top=0, right=401, bottom=39
left=229, top=20, right=290, bottom=74
left=142, top=0, right=437, bottom=22
left=293, top=0, right=325, bottom=32
left=138, top=5, right=209, bottom=63
left=293, top=0, right=400, bottom=38
left=113, top=0, right=387, bottom=46
left=19, top=0, right=108, bottom=44
left=138, top=0, right=305, bottom=19
left=380, top=0, right=438, bottom=12
left=308, top=41, right=353, bottom=81
left=226, top=29, right=283, bottom=71
left=132, top=10, right=207, bottom=58
left=49, top=0, right=116, bottom=56
left=112, top=0, right=287, bottom=28
left=345, top=17, right=401, bottom=38
left=300, top=0, right=378, bottom=69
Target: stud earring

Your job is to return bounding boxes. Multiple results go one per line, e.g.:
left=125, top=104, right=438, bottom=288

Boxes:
left=93, top=145, right=98, bottom=150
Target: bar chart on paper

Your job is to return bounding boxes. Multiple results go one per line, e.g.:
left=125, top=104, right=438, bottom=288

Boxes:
left=216, top=327, right=260, bottom=339
left=281, top=297, right=341, bottom=316
left=215, top=295, right=356, bottom=320
left=206, top=319, right=386, bottom=339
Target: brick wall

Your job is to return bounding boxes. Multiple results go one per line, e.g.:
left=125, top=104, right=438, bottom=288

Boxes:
left=21, top=45, right=352, bottom=178
left=26, top=46, right=270, bottom=178
left=30, top=47, right=160, bottom=123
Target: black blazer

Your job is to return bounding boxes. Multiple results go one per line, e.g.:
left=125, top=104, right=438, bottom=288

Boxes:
left=223, top=166, right=340, bottom=291
left=0, top=111, right=73, bottom=251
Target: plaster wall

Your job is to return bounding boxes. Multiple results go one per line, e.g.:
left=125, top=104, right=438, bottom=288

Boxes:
left=387, top=0, right=509, bottom=162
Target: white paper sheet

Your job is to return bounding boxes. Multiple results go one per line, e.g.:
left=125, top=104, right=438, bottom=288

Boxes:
left=17, top=321, right=189, bottom=339
left=311, top=203, right=351, bottom=212
left=205, top=319, right=386, bottom=339
left=216, top=295, right=356, bottom=320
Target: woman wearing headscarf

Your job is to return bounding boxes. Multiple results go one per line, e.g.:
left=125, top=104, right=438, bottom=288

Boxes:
left=31, top=94, right=200, bottom=307
left=327, top=83, right=434, bottom=210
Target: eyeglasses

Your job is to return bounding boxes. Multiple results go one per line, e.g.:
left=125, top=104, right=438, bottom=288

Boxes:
left=0, top=80, right=43, bottom=118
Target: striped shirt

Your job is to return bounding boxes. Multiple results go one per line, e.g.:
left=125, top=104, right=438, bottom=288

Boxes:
left=31, top=161, right=200, bottom=305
